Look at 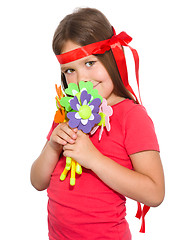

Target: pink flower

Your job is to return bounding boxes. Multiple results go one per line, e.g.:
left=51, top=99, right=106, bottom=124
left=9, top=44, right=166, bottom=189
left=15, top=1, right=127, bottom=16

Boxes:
left=90, top=98, right=113, bottom=140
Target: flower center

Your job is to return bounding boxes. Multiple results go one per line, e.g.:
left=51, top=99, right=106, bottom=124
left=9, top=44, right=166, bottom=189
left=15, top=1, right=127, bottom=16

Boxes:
left=98, top=112, right=106, bottom=126
left=79, top=105, right=92, bottom=119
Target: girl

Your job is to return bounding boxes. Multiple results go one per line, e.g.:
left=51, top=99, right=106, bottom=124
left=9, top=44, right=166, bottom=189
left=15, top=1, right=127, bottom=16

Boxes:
left=31, top=8, right=165, bottom=240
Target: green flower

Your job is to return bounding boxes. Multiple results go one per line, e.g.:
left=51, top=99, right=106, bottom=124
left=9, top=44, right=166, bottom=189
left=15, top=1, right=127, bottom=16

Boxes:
left=60, top=81, right=102, bottom=112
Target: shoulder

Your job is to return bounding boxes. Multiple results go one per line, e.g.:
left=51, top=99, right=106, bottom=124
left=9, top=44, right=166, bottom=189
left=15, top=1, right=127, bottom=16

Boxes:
left=112, top=99, right=149, bottom=123
left=115, top=100, right=160, bottom=155
left=123, top=102, right=154, bottom=132
left=115, top=99, right=155, bottom=136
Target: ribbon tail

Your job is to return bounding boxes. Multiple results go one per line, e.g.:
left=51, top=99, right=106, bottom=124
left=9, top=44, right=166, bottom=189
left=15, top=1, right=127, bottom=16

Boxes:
left=135, top=202, right=150, bottom=233
left=126, top=84, right=139, bottom=104
left=111, top=43, right=129, bottom=88
left=139, top=205, right=150, bottom=233
left=111, top=43, right=141, bottom=104
left=127, top=44, right=142, bottom=104
left=135, top=202, right=142, bottom=219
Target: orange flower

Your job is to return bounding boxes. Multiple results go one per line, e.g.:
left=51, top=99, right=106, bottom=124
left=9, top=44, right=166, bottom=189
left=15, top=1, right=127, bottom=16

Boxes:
left=54, top=85, right=66, bottom=123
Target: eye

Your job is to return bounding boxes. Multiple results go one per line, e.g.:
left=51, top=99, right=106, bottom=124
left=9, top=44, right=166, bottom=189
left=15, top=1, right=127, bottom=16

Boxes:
left=64, top=69, right=75, bottom=74
left=85, top=61, right=96, bottom=67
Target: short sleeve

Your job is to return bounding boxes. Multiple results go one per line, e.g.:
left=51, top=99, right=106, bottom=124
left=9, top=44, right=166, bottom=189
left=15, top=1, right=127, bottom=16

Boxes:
left=46, top=121, right=59, bottom=141
left=124, top=105, right=160, bottom=155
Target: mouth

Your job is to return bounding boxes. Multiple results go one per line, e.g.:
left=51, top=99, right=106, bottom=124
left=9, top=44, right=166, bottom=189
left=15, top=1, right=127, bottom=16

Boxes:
left=93, top=83, right=100, bottom=89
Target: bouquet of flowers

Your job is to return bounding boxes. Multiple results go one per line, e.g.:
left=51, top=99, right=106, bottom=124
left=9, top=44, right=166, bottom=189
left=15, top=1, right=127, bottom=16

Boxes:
left=54, top=81, right=113, bottom=186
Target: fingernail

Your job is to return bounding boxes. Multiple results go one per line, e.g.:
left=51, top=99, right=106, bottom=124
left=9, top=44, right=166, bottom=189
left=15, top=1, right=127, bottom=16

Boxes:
left=72, top=134, right=77, bottom=139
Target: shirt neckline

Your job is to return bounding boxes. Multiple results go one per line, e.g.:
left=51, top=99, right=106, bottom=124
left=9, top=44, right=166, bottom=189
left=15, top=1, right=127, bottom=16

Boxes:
left=111, top=98, right=132, bottom=108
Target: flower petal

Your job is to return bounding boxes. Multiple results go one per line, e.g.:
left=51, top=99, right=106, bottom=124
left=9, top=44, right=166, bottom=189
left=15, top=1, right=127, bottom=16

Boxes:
left=65, top=83, right=79, bottom=96
left=107, top=106, right=113, bottom=116
left=67, top=112, right=81, bottom=128
left=79, top=81, right=93, bottom=93
left=89, top=105, right=94, bottom=111
left=90, top=125, right=99, bottom=135
left=80, top=90, right=91, bottom=105
left=100, top=98, right=113, bottom=116
left=104, top=105, right=113, bottom=116
left=76, top=104, right=80, bottom=111
left=89, top=113, right=101, bottom=128
left=72, top=89, right=78, bottom=96
left=75, top=112, right=81, bottom=119
left=90, top=89, right=103, bottom=102
left=89, top=98, right=101, bottom=113
left=83, top=99, right=87, bottom=105
left=54, top=109, right=65, bottom=123
left=99, top=124, right=104, bottom=141
left=60, top=96, right=72, bottom=111
left=81, top=119, right=88, bottom=125
left=70, top=96, right=80, bottom=111
left=89, top=114, right=94, bottom=121
left=78, top=121, right=92, bottom=133
left=105, top=116, right=111, bottom=131
left=67, top=111, right=76, bottom=119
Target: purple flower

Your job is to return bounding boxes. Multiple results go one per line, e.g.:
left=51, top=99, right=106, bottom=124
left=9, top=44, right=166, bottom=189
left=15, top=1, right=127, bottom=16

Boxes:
left=67, top=90, right=101, bottom=133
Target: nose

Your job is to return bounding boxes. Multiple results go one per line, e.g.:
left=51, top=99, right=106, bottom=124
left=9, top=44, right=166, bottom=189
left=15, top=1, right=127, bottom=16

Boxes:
left=77, top=69, right=89, bottom=84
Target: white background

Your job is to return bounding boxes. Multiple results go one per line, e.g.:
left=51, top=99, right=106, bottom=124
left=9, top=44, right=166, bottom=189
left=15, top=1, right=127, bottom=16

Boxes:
left=0, top=0, right=177, bottom=239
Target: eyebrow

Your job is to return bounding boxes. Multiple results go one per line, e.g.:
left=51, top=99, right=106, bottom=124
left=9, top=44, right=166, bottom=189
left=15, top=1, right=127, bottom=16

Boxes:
left=60, top=64, right=72, bottom=72
left=60, top=56, right=98, bottom=72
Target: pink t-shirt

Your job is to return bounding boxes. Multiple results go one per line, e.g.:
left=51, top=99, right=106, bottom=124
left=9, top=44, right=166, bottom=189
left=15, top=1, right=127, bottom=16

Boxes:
left=47, top=99, right=159, bottom=240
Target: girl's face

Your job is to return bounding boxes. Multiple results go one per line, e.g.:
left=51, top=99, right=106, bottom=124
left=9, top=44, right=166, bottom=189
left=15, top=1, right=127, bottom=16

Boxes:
left=61, top=40, right=122, bottom=105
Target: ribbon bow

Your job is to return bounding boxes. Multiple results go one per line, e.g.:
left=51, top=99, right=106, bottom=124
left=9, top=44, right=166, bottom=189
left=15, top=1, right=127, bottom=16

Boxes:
left=92, top=31, right=132, bottom=55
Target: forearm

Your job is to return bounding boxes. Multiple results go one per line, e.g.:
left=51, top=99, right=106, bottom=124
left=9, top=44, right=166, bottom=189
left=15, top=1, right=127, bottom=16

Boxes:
left=30, top=142, right=62, bottom=191
left=91, top=152, right=163, bottom=207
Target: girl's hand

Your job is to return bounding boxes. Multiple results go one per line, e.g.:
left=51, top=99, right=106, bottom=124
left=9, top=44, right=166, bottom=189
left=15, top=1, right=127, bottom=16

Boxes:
left=49, top=122, right=78, bottom=153
left=63, top=130, right=101, bottom=170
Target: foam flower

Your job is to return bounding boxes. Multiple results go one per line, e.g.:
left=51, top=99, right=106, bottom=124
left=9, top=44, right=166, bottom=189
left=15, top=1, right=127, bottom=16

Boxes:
left=54, top=85, right=66, bottom=123
left=67, top=90, right=101, bottom=133
left=90, top=98, right=113, bottom=140
left=60, top=81, right=102, bottom=111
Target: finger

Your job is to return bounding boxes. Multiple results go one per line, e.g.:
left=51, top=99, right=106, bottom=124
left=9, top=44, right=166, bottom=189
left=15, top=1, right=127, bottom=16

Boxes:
left=72, top=128, right=78, bottom=133
left=77, top=130, right=84, bottom=137
left=63, top=143, right=74, bottom=151
left=63, top=149, right=73, bottom=158
left=51, top=134, right=67, bottom=146
left=56, top=130, right=76, bottom=144
left=61, top=124, right=77, bottom=140
left=55, top=123, right=77, bottom=142
left=66, top=122, right=78, bottom=135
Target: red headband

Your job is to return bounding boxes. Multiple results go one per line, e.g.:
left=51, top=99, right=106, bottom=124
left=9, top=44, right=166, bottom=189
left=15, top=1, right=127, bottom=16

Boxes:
left=56, top=28, right=141, bottom=103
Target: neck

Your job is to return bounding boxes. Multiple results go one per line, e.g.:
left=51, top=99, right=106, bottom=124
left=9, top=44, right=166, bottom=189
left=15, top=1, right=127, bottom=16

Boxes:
left=107, top=93, right=126, bottom=106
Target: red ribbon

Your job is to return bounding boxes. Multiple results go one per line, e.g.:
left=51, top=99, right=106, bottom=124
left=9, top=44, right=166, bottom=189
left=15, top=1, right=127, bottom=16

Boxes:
left=56, top=28, right=141, bottom=103
left=135, top=202, right=150, bottom=233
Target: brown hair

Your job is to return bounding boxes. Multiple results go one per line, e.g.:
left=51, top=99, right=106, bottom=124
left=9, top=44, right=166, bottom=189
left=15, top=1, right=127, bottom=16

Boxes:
left=52, top=7, right=135, bottom=101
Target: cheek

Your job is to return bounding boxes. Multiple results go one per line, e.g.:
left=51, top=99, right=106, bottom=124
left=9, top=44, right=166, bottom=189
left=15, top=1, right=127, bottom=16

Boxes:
left=97, top=69, right=114, bottom=89
left=97, top=79, right=114, bottom=99
left=93, top=67, right=107, bottom=80
left=65, top=74, right=77, bottom=85
left=103, top=81, right=114, bottom=96
left=94, top=64, right=112, bottom=85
